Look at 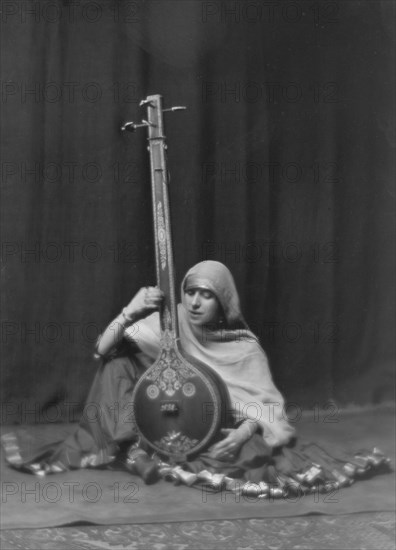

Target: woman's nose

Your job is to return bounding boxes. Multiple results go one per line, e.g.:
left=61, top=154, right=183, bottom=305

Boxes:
left=191, top=293, right=201, bottom=307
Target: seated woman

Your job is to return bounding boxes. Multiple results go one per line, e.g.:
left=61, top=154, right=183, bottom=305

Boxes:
left=2, top=261, right=390, bottom=495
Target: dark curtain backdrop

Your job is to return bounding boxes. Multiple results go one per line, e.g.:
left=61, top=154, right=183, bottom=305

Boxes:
left=1, top=0, right=394, bottom=423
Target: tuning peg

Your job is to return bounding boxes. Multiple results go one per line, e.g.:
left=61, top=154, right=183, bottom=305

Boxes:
left=121, top=121, right=138, bottom=132
left=139, top=99, right=155, bottom=108
left=162, top=106, right=187, bottom=112
left=121, top=120, right=155, bottom=132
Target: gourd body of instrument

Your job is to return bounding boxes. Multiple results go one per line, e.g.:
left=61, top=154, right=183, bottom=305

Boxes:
left=127, top=95, right=231, bottom=462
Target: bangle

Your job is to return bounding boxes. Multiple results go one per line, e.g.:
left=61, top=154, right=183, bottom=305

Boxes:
left=121, top=308, right=135, bottom=324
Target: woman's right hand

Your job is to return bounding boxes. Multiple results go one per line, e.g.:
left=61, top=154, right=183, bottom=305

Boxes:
left=123, top=286, right=164, bottom=321
left=95, top=286, right=164, bottom=358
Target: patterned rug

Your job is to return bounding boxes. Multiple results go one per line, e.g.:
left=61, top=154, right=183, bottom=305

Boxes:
left=1, top=512, right=395, bottom=550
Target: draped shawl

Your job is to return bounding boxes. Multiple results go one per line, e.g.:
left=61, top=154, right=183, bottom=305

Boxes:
left=124, top=261, right=295, bottom=448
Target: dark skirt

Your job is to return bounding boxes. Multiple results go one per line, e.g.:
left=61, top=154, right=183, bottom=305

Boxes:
left=1, top=355, right=391, bottom=497
left=2, top=355, right=144, bottom=473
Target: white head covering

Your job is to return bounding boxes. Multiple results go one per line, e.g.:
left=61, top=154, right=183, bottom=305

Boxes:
left=181, top=260, right=246, bottom=328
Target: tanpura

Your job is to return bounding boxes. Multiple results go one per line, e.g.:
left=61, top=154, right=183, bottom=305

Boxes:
left=122, top=95, right=231, bottom=464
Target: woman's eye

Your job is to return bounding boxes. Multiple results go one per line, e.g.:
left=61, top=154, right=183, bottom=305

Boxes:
left=185, top=289, right=214, bottom=299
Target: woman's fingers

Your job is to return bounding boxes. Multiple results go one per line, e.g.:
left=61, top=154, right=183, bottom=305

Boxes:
left=212, top=445, right=238, bottom=460
left=210, top=439, right=238, bottom=456
left=124, top=287, right=164, bottom=320
left=143, top=287, right=164, bottom=308
left=213, top=431, right=235, bottom=447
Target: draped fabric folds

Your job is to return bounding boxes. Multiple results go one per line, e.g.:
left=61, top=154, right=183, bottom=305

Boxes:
left=1, top=1, right=394, bottom=421
left=1, top=261, right=391, bottom=496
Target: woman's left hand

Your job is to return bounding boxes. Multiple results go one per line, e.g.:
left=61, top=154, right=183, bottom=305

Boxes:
left=208, top=428, right=247, bottom=461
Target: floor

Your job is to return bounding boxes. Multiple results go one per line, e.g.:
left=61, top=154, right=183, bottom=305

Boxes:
left=1, top=406, right=395, bottom=549
left=1, top=512, right=395, bottom=549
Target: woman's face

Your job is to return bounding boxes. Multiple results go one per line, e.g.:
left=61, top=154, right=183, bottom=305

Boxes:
left=183, top=287, right=221, bottom=327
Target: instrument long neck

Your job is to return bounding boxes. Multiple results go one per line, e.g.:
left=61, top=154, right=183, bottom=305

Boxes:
left=145, top=95, right=179, bottom=339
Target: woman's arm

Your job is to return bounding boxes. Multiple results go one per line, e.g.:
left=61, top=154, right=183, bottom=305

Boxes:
left=95, top=286, right=164, bottom=357
left=95, top=311, right=135, bottom=357
left=208, top=420, right=259, bottom=460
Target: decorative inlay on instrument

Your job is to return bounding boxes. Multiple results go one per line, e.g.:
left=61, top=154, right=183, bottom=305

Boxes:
left=121, top=95, right=231, bottom=463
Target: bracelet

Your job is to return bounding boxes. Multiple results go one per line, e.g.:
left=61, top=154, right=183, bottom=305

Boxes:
left=120, top=308, right=135, bottom=325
